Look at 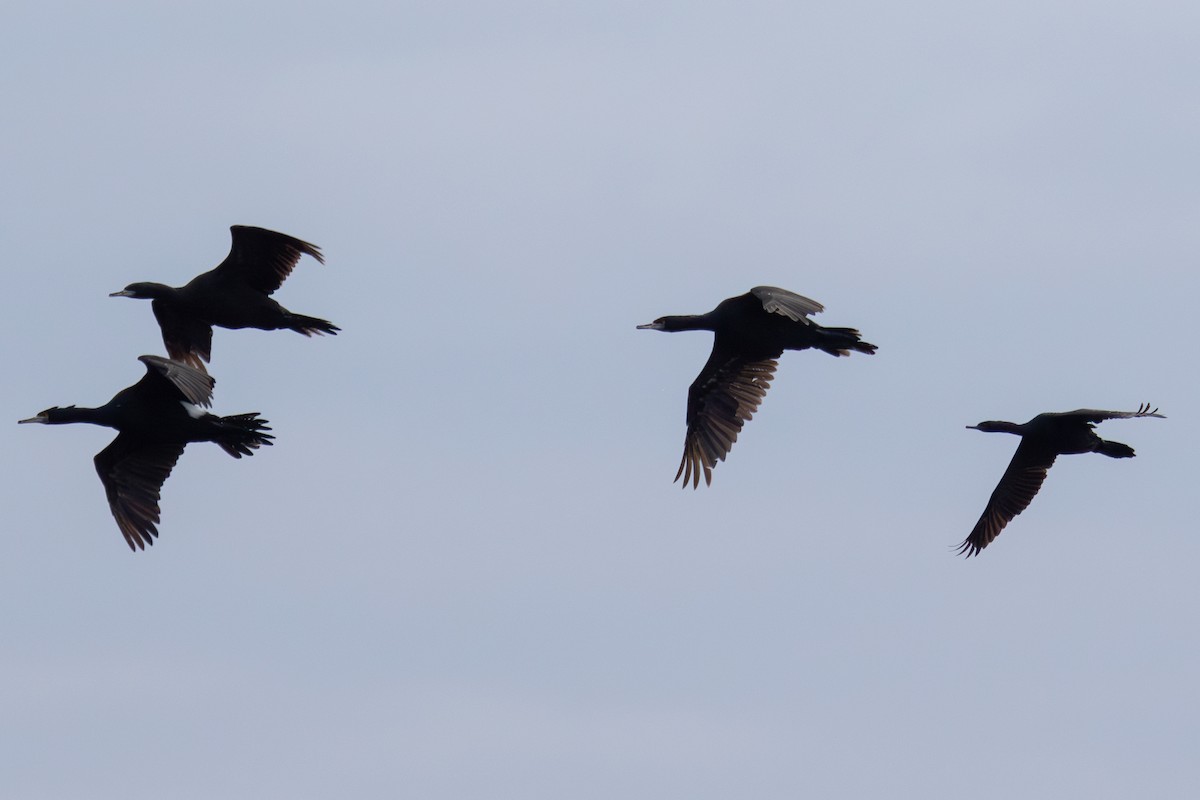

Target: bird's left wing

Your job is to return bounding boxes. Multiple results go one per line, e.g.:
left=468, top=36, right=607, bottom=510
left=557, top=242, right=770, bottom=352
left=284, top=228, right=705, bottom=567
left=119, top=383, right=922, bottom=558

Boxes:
left=958, top=440, right=1057, bottom=557
left=94, top=436, right=186, bottom=551
left=151, top=301, right=214, bottom=372
left=677, top=344, right=778, bottom=488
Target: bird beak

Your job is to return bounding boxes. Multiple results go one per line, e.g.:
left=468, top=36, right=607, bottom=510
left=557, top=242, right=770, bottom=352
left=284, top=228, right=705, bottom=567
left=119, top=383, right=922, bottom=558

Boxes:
left=965, top=425, right=980, bottom=430
left=109, top=290, right=133, bottom=297
left=18, top=414, right=47, bottom=424
left=636, top=321, right=664, bottom=330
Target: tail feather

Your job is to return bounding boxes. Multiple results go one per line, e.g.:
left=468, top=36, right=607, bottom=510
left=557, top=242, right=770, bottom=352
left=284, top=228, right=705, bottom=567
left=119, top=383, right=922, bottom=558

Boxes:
left=816, top=326, right=877, bottom=357
left=215, top=413, right=275, bottom=458
left=1097, top=439, right=1135, bottom=459
left=284, top=313, right=340, bottom=337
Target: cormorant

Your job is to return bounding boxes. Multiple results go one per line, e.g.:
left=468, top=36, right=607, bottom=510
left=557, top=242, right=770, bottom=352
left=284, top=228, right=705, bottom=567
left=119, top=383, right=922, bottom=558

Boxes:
left=959, top=403, right=1164, bottom=557
left=19, top=355, right=274, bottom=550
left=637, top=286, right=876, bottom=487
left=111, top=225, right=339, bottom=370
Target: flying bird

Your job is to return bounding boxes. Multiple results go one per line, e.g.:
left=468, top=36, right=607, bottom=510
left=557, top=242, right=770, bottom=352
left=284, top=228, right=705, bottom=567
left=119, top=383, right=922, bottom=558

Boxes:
left=958, top=403, right=1164, bottom=557
left=19, top=355, right=274, bottom=550
left=637, top=286, right=876, bottom=487
left=111, top=225, right=339, bottom=370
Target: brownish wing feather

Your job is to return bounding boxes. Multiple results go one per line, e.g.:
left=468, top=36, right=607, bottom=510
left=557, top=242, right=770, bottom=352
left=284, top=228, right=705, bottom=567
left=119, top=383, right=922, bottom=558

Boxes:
left=94, top=436, right=186, bottom=551
left=213, top=225, right=324, bottom=296
left=152, top=299, right=213, bottom=371
left=676, top=346, right=778, bottom=488
left=958, top=440, right=1057, bottom=556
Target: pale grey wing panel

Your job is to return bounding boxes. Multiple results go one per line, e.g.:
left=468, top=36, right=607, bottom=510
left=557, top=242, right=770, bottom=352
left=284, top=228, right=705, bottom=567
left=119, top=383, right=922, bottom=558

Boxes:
left=750, top=286, right=824, bottom=321
left=138, top=355, right=215, bottom=408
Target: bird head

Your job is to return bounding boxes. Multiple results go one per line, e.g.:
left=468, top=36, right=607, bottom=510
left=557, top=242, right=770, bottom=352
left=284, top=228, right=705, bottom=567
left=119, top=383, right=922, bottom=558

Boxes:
left=967, top=421, right=1019, bottom=433
left=110, top=282, right=167, bottom=300
left=18, top=406, right=76, bottom=424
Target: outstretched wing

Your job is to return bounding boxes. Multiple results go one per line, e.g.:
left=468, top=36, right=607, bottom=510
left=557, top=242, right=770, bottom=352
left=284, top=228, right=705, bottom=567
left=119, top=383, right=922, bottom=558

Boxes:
left=676, top=343, right=778, bottom=488
left=1055, top=403, right=1166, bottom=423
left=138, top=355, right=214, bottom=407
left=750, top=286, right=825, bottom=321
left=211, top=225, right=325, bottom=296
left=958, top=440, right=1057, bottom=557
left=94, top=435, right=186, bottom=551
left=151, top=299, right=214, bottom=371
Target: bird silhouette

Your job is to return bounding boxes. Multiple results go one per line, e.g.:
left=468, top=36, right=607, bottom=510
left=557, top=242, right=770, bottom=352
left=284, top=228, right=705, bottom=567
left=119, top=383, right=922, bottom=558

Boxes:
left=111, top=225, right=338, bottom=371
left=959, top=403, right=1164, bottom=556
left=19, top=355, right=273, bottom=550
left=638, top=286, right=876, bottom=487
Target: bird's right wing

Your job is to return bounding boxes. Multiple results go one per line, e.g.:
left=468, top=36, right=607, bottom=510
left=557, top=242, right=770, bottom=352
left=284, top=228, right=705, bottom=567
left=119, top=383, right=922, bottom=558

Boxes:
left=94, top=436, right=186, bottom=551
left=676, top=345, right=778, bottom=488
left=138, top=355, right=214, bottom=407
left=151, top=300, right=213, bottom=372
left=958, top=440, right=1057, bottom=557
left=210, top=225, right=325, bottom=296
left=1058, top=403, right=1165, bottom=423
left=750, top=286, right=825, bottom=321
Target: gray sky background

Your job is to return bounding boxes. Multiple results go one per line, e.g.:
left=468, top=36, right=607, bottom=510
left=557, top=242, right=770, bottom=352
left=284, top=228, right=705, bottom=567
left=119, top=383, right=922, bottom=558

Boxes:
left=3, top=2, right=1198, bottom=797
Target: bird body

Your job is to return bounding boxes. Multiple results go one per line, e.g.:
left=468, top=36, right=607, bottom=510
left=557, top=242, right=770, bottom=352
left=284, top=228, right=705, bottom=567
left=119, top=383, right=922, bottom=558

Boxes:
left=639, top=286, right=876, bottom=487
left=19, top=355, right=273, bottom=550
left=645, top=291, right=868, bottom=358
left=959, top=404, right=1163, bottom=556
left=112, top=225, right=338, bottom=370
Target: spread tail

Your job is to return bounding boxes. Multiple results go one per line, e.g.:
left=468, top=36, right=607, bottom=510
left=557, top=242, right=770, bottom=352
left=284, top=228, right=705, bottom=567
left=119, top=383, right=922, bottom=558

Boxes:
left=816, top=325, right=877, bottom=357
left=215, top=413, right=275, bottom=458
left=284, top=313, right=340, bottom=337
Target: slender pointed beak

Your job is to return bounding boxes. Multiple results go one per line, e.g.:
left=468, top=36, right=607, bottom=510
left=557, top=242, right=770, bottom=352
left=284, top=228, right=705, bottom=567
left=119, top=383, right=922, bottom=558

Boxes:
left=18, top=415, right=47, bottom=424
left=109, top=290, right=133, bottom=297
left=965, top=425, right=980, bottom=430
left=636, top=321, right=664, bottom=330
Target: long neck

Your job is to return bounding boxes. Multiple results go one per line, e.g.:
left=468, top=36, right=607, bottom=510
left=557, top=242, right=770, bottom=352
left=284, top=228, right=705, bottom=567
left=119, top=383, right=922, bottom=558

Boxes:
left=141, top=282, right=175, bottom=298
left=119, top=282, right=177, bottom=300
left=50, top=406, right=115, bottom=428
left=660, top=314, right=716, bottom=332
left=973, top=420, right=1026, bottom=435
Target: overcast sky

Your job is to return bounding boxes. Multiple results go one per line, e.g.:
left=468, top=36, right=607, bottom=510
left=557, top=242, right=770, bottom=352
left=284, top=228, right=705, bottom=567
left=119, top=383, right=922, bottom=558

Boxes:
left=3, top=2, right=1198, bottom=798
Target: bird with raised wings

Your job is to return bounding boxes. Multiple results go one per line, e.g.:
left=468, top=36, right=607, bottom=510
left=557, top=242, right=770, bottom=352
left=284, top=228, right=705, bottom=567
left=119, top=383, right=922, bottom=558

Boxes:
left=111, top=225, right=339, bottom=371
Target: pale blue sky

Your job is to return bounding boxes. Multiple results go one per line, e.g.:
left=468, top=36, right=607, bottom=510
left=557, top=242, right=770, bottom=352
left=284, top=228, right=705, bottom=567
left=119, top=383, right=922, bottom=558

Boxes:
left=3, top=2, right=1198, bottom=798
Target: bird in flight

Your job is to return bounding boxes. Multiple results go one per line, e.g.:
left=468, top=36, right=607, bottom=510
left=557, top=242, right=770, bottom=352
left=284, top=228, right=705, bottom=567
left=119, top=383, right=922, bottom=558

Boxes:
left=638, top=286, right=876, bottom=487
left=958, top=403, right=1164, bottom=557
left=111, top=225, right=339, bottom=371
left=19, top=355, right=274, bottom=550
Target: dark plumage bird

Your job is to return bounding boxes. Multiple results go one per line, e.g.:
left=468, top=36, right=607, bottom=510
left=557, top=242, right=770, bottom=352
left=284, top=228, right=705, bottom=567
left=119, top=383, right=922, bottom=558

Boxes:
left=638, top=286, right=876, bottom=487
left=19, top=355, right=274, bottom=550
left=959, top=403, right=1164, bottom=557
left=111, top=225, right=339, bottom=370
